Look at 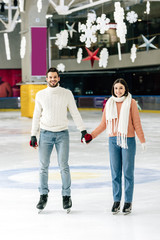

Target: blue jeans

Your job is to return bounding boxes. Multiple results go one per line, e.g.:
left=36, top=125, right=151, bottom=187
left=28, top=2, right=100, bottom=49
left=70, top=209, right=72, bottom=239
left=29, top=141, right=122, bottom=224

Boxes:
left=109, top=137, right=136, bottom=203
left=38, top=129, right=71, bottom=196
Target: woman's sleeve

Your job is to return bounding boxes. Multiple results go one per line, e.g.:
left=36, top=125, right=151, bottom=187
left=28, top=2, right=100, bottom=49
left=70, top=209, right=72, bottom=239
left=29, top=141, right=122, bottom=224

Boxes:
left=131, top=99, right=145, bottom=143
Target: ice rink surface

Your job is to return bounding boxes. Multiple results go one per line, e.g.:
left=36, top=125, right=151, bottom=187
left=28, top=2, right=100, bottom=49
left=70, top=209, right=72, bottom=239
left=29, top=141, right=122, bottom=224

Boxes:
left=0, top=110, right=160, bottom=240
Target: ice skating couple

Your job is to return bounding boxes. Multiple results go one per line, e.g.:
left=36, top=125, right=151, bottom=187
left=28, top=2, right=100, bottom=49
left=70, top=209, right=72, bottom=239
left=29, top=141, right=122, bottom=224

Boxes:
left=30, top=67, right=145, bottom=215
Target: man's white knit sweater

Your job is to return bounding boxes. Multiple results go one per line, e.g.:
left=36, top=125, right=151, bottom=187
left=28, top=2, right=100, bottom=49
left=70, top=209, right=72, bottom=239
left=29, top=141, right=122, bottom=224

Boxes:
left=31, top=85, right=85, bottom=136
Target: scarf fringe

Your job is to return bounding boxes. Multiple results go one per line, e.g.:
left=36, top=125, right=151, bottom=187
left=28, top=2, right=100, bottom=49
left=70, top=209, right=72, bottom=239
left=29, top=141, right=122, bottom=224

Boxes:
left=108, top=118, right=119, bottom=135
left=117, top=132, right=128, bottom=149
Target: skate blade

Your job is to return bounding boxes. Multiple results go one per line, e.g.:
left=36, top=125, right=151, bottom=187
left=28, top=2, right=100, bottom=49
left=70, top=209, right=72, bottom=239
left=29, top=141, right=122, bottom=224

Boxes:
left=38, top=209, right=43, bottom=214
left=123, top=210, right=131, bottom=215
left=66, top=208, right=71, bottom=214
left=112, top=210, right=120, bottom=215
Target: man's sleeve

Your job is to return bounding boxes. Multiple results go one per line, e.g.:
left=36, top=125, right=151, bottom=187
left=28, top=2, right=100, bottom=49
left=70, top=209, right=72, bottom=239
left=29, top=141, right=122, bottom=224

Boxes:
left=31, top=94, right=42, bottom=136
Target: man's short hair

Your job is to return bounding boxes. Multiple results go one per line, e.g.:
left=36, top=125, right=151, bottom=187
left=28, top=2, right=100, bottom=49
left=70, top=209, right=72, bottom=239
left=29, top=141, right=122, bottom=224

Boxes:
left=46, top=67, right=59, bottom=77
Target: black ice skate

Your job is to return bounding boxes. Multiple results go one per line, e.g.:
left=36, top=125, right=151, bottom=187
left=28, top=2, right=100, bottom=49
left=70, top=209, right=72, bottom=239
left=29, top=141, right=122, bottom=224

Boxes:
left=122, top=202, right=132, bottom=215
left=111, top=202, right=120, bottom=214
left=63, top=196, right=72, bottom=214
left=36, top=194, right=48, bottom=213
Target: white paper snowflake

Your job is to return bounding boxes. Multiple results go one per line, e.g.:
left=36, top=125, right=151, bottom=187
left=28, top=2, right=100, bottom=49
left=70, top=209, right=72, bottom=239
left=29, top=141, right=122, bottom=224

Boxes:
left=99, top=48, right=109, bottom=68
left=114, top=2, right=127, bottom=44
left=77, top=48, right=83, bottom=64
left=57, top=63, right=65, bottom=72
left=126, top=11, right=138, bottom=23
left=96, top=14, right=110, bottom=34
left=79, top=21, right=97, bottom=48
left=87, top=11, right=97, bottom=24
left=37, top=0, right=42, bottom=13
left=130, top=44, right=137, bottom=63
left=55, top=30, right=68, bottom=50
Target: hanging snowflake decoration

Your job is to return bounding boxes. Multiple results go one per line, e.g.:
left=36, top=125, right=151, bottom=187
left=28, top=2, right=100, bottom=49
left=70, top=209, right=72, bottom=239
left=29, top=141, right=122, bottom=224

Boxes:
left=37, top=0, right=42, bottom=13
left=96, top=14, right=110, bottom=34
left=99, top=48, right=109, bottom=68
left=55, top=30, right=68, bottom=50
left=146, top=1, right=150, bottom=14
left=126, top=11, right=138, bottom=23
left=87, top=11, right=97, bottom=24
left=114, top=2, right=127, bottom=44
left=20, top=36, right=26, bottom=59
left=130, top=44, right=137, bottom=63
left=77, top=48, right=83, bottom=64
left=79, top=13, right=97, bottom=48
left=57, top=63, right=65, bottom=72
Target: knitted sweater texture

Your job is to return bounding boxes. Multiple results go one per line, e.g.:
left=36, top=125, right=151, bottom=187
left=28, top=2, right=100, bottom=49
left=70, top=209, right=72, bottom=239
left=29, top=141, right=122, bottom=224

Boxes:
left=91, top=99, right=145, bottom=143
left=31, top=86, right=85, bottom=136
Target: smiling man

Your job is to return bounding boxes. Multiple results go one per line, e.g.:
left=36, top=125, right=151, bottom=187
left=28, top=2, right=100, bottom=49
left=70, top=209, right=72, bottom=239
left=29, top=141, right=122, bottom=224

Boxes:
left=30, top=67, right=87, bottom=213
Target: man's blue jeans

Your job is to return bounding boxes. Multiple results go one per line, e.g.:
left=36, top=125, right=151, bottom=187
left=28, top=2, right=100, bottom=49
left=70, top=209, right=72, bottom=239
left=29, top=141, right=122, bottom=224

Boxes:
left=109, top=137, right=136, bottom=203
left=38, top=129, right=71, bottom=196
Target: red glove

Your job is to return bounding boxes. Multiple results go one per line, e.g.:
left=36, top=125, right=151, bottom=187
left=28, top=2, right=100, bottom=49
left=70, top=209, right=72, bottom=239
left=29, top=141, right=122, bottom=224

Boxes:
left=84, top=133, right=92, bottom=144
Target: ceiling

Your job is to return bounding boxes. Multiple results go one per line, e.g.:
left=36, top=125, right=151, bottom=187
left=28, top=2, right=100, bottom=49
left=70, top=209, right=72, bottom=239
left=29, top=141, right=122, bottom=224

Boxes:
left=47, top=0, right=160, bottom=20
left=0, top=0, right=160, bottom=25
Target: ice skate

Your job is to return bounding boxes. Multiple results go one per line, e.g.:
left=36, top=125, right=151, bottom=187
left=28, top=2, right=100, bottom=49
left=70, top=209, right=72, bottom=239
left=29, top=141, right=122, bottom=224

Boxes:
left=111, top=202, right=120, bottom=215
left=122, top=203, right=132, bottom=215
left=36, top=194, right=48, bottom=213
left=63, top=196, right=72, bottom=214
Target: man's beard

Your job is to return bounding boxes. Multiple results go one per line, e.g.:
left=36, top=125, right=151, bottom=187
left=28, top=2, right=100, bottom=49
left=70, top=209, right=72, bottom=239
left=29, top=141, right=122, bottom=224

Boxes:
left=49, top=82, right=59, bottom=88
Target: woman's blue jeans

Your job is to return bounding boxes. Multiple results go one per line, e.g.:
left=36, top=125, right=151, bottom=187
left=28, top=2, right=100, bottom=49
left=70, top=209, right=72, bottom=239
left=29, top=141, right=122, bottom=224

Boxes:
left=38, top=129, right=71, bottom=196
left=109, top=137, right=136, bottom=203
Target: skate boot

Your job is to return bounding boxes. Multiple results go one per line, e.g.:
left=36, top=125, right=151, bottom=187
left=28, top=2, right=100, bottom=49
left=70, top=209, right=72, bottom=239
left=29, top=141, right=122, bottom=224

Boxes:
left=63, top=196, right=72, bottom=214
left=36, top=194, right=48, bottom=213
left=122, top=202, right=132, bottom=215
left=111, top=202, right=120, bottom=214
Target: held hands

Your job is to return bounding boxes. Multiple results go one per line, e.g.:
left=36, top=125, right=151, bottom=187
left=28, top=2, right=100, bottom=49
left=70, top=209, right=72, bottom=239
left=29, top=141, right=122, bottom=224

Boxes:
left=30, top=136, right=38, bottom=148
left=81, top=130, right=92, bottom=144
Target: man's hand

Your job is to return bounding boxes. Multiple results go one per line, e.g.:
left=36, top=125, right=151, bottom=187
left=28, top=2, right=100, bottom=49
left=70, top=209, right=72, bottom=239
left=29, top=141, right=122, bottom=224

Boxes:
left=81, top=130, right=92, bottom=144
left=30, top=136, right=38, bottom=148
left=81, top=130, right=87, bottom=143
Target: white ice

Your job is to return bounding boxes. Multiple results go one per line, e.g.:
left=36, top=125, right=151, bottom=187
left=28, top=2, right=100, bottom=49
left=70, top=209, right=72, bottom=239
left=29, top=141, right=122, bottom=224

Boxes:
left=0, top=110, right=160, bottom=240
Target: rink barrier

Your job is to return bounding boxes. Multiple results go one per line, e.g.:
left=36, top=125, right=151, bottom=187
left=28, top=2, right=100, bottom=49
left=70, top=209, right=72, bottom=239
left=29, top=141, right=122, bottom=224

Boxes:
left=0, top=109, right=20, bottom=112
left=0, top=108, right=160, bottom=113
left=0, top=93, right=160, bottom=114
